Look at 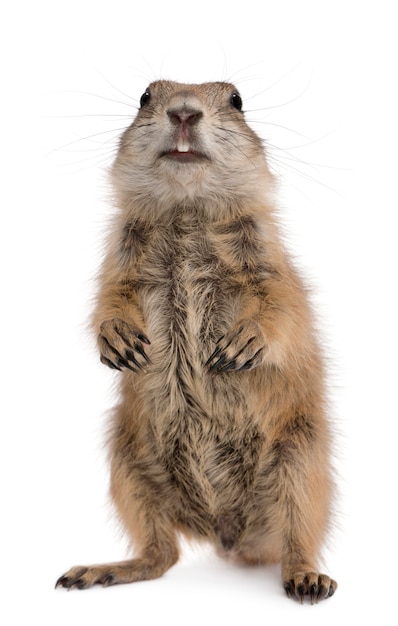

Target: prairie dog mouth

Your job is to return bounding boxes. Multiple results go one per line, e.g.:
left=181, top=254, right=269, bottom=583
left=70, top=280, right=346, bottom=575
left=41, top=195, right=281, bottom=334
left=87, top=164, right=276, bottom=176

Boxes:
left=163, top=151, right=208, bottom=162
left=161, top=140, right=209, bottom=162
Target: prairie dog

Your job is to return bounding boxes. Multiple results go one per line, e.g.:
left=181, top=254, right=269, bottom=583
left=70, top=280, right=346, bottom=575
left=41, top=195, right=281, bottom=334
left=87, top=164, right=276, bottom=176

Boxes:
left=56, top=80, right=337, bottom=602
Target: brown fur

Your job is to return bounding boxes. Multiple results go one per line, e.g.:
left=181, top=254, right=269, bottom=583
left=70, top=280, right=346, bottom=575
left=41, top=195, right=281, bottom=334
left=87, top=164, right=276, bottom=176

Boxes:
left=56, top=80, right=337, bottom=602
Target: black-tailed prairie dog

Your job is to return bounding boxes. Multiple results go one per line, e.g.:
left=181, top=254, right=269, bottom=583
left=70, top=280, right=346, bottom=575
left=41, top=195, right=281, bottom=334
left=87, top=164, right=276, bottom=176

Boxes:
left=56, top=80, right=337, bottom=603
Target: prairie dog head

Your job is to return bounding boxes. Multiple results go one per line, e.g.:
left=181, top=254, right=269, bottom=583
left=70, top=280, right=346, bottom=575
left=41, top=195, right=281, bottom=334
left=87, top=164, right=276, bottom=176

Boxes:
left=112, top=80, right=274, bottom=214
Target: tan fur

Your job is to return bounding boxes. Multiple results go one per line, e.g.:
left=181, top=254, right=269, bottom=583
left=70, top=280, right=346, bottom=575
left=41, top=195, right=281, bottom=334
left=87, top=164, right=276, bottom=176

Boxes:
left=56, top=80, right=337, bottom=602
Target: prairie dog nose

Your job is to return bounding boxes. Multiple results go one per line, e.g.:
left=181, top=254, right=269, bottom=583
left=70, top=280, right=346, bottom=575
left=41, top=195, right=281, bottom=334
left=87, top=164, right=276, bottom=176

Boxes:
left=167, top=108, right=203, bottom=126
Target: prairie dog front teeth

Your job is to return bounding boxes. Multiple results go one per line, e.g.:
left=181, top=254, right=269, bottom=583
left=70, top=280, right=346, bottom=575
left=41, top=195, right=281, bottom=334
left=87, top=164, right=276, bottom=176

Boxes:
left=177, top=138, right=190, bottom=153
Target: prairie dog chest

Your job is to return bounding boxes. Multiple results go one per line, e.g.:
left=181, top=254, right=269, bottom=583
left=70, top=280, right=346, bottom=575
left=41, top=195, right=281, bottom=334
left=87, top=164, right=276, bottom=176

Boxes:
left=121, top=213, right=254, bottom=348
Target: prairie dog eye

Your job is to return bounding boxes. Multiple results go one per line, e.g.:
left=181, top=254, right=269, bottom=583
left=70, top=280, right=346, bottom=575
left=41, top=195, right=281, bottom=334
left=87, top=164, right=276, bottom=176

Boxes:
left=140, top=89, right=151, bottom=108
left=230, top=91, right=243, bottom=111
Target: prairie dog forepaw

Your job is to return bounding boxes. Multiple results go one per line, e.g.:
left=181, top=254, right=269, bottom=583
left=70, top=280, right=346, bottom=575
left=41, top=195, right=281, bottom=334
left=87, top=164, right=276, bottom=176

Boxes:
left=206, top=319, right=267, bottom=373
left=98, top=318, right=151, bottom=372
left=283, top=572, right=337, bottom=604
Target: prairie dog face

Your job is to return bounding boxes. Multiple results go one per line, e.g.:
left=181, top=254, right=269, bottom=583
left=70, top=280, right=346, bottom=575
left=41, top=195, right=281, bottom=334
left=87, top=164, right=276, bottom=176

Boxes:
left=112, top=80, right=273, bottom=210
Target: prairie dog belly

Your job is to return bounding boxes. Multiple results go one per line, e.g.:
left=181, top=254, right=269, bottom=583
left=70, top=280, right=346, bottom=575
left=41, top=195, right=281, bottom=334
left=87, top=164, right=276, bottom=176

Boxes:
left=131, top=218, right=263, bottom=532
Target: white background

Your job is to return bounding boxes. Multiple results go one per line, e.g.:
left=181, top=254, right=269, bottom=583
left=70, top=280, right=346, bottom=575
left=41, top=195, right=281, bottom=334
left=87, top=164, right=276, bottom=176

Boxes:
left=1, top=1, right=397, bottom=623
